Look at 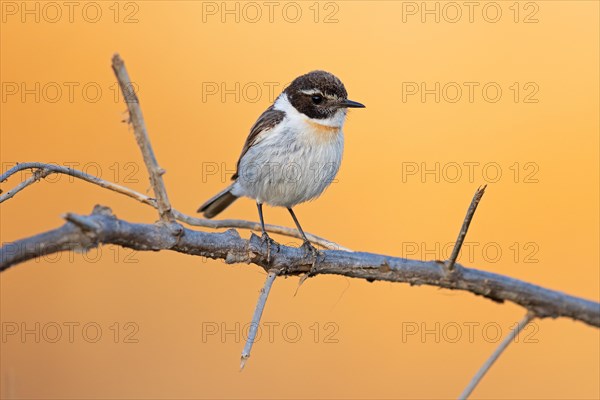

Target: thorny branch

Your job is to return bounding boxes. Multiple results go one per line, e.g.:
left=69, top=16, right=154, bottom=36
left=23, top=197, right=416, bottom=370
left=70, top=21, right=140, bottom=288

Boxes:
left=446, top=185, right=487, bottom=273
left=1, top=54, right=598, bottom=397
left=111, top=54, right=174, bottom=222
left=240, top=270, right=278, bottom=370
left=1, top=205, right=598, bottom=329
left=459, top=312, right=535, bottom=399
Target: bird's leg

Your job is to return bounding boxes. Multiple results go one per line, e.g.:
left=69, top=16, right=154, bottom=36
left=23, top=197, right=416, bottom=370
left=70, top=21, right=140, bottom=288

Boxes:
left=288, top=208, right=319, bottom=275
left=257, top=202, right=274, bottom=264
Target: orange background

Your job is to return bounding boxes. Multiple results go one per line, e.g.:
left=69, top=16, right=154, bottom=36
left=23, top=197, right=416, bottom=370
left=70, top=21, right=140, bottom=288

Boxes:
left=1, top=1, right=599, bottom=399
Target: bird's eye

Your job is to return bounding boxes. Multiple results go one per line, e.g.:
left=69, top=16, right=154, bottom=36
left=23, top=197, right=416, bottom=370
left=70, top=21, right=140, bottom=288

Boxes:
left=311, top=94, right=323, bottom=104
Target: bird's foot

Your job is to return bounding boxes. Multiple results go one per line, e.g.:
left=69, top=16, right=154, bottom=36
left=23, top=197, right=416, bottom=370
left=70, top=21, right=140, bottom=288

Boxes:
left=301, top=240, right=320, bottom=276
left=261, top=232, right=276, bottom=265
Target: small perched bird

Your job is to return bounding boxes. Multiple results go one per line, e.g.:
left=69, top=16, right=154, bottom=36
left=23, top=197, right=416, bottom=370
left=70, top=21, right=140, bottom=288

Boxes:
left=198, top=70, right=365, bottom=261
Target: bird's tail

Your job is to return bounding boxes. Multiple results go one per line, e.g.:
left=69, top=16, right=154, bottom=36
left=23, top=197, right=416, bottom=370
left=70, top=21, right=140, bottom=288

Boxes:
left=197, top=184, right=239, bottom=218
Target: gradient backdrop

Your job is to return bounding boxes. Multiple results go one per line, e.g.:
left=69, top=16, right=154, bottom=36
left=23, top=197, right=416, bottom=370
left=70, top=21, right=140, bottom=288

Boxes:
left=1, top=1, right=599, bottom=399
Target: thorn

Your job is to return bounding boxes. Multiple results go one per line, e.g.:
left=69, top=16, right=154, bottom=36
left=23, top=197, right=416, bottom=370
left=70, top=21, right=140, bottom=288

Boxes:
left=294, top=273, right=310, bottom=296
left=240, top=355, right=248, bottom=371
left=63, top=213, right=99, bottom=232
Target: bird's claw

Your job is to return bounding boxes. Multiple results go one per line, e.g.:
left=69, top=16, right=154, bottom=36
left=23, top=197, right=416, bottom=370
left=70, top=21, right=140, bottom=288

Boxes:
left=261, top=232, right=276, bottom=265
left=301, top=241, right=319, bottom=276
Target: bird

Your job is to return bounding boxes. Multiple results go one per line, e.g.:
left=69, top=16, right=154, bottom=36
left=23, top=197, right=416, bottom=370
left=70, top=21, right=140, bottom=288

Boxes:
left=198, top=70, right=365, bottom=264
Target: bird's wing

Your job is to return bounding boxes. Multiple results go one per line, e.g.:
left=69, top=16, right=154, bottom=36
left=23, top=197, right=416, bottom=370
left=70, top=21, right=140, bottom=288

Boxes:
left=232, top=106, right=285, bottom=180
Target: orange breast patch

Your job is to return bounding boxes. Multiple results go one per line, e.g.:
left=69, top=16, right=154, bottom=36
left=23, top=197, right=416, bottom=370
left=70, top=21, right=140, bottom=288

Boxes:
left=306, top=120, right=341, bottom=141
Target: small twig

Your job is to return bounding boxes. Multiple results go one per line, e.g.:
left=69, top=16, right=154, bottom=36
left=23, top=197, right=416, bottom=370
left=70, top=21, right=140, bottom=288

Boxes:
left=111, top=54, right=174, bottom=222
left=446, top=185, right=487, bottom=273
left=0, top=168, right=52, bottom=202
left=0, top=163, right=346, bottom=250
left=173, top=211, right=349, bottom=251
left=0, top=163, right=155, bottom=205
left=64, top=212, right=100, bottom=232
left=240, top=270, right=278, bottom=370
left=458, top=312, right=535, bottom=399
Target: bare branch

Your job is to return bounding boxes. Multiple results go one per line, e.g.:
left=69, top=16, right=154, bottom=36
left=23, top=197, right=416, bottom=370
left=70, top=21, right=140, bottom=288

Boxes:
left=0, top=163, right=346, bottom=250
left=1, top=207, right=598, bottom=328
left=240, top=270, right=278, bottom=370
left=4, top=54, right=597, bottom=392
left=111, top=53, right=174, bottom=222
left=446, top=185, right=487, bottom=273
left=458, top=312, right=535, bottom=399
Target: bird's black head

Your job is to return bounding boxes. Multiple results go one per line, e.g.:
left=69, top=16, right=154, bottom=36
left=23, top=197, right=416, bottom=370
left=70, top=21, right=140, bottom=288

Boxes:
left=284, top=70, right=365, bottom=120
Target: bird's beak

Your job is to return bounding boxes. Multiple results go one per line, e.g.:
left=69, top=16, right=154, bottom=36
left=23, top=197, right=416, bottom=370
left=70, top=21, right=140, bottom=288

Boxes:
left=340, top=99, right=366, bottom=108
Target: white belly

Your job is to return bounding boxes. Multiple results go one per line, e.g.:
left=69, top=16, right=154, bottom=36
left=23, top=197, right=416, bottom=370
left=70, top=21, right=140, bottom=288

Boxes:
left=233, top=123, right=344, bottom=207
